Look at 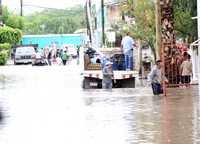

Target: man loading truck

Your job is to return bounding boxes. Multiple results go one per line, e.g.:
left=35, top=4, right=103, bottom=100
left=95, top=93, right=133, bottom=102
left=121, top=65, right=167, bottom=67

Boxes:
left=121, top=32, right=136, bottom=71
left=82, top=46, right=138, bottom=89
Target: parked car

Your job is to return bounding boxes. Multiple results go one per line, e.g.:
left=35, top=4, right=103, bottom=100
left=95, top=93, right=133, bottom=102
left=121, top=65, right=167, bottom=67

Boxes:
left=14, top=46, right=35, bottom=65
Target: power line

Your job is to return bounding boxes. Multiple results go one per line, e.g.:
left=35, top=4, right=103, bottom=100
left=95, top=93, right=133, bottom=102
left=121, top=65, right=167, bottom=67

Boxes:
left=23, top=4, right=68, bottom=10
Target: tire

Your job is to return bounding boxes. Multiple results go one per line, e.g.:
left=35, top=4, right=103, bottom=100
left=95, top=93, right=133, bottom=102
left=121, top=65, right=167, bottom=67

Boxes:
left=14, top=60, right=18, bottom=65
left=121, top=77, right=135, bottom=88
left=82, top=78, right=90, bottom=89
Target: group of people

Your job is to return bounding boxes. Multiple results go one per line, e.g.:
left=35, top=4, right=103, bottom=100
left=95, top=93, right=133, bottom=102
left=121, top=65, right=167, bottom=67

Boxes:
left=149, top=52, right=192, bottom=96
left=101, top=31, right=136, bottom=89
left=40, top=44, right=71, bottom=66
left=179, top=52, right=193, bottom=86
left=100, top=31, right=193, bottom=93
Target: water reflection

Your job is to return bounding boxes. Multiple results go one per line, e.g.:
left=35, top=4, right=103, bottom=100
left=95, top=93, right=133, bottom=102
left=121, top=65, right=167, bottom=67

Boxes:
left=83, top=87, right=200, bottom=144
left=0, top=66, right=199, bottom=144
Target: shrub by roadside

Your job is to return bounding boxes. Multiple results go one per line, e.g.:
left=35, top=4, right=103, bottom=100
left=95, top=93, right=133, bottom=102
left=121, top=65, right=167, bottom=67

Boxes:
left=0, top=43, right=11, bottom=65
left=0, top=26, right=22, bottom=65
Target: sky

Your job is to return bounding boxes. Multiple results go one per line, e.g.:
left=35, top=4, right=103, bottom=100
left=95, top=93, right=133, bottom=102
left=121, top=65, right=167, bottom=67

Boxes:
left=2, top=0, right=86, bottom=15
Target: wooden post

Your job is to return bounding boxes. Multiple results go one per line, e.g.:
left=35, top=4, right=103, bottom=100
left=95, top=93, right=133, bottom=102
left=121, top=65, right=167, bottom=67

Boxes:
left=155, top=0, right=161, bottom=60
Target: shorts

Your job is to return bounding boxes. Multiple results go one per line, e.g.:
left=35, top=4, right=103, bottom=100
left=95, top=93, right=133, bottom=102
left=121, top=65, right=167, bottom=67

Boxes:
left=181, top=75, right=191, bottom=84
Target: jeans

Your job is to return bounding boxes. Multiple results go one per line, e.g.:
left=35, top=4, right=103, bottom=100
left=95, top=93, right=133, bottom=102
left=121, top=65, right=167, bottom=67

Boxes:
left=125, top=54, right=134, bottom=70
left=102, top=81, right=112, bottom=89
left=151, top=83, right=163, bottom=95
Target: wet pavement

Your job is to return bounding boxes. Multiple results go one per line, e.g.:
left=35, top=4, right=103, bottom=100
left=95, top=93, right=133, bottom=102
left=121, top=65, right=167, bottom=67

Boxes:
left=0, top=63, right=200, bottom=144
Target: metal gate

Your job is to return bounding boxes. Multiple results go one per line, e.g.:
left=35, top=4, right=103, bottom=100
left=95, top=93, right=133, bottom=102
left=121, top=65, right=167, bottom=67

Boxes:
left=160, top=0, right=183, bottom=96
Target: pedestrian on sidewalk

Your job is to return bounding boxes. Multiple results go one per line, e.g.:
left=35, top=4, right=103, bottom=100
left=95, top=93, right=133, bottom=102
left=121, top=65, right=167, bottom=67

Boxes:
left=102, top=61, right=113, bottom=89
left=61, top=50, right=69, bottom=65
left=148, top=60, right=168, bottom=96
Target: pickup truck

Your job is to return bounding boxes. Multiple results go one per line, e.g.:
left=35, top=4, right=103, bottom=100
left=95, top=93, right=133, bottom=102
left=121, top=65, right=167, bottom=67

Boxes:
left=81, top=47, right=138, bottom=89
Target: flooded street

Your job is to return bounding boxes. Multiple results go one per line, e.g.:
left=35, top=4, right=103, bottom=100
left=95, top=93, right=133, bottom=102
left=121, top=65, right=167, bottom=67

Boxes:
left=0, top=63, right=200, bottom=144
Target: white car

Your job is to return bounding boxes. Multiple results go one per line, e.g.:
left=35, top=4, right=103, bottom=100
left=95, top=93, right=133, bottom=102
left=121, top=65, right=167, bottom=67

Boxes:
left=14, top=46, right=35, bottom=65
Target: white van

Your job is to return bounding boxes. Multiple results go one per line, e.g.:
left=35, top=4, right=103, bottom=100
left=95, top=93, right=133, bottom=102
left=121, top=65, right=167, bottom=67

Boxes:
left=14, top=46, right=35, bottom=65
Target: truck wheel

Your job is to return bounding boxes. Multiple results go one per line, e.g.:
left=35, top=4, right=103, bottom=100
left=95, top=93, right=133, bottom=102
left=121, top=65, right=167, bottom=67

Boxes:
left=121, top=78, right=135, bottom=88
left=82, top=78, right=90, bottom=89
left=14, top=60, right=18, bottom=65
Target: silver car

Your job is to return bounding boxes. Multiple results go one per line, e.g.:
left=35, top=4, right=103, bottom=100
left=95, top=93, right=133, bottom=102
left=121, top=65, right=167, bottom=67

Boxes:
left=14, top=46, right=35, bottom=65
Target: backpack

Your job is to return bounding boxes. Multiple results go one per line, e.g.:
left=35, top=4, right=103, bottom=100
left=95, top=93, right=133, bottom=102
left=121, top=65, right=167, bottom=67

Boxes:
left=62, top=53, right=69, bottom=60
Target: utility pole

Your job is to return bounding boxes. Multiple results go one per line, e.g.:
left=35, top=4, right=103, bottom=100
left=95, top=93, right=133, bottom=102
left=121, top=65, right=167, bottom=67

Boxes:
left=101, top=0, right=105, bottom=46
left=0, top=0, right=2, bottom=15
left=198, top=0, right=200, bottom=39
left=155, top=0, right=161, bottom=60
left=20, top=0, right=23, bottom=16
left=197, top=0, right=200, bottom=88
left=0, top=0, right=2, bottom=26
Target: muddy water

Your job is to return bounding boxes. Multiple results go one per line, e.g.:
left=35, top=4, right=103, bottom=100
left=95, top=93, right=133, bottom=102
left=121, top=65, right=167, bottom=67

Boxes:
left=0, top=65, right=199, bottom=144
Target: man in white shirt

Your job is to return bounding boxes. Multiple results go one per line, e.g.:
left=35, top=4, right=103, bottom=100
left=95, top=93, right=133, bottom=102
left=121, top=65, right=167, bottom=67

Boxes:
left=121, top=32, right=135, bottom=70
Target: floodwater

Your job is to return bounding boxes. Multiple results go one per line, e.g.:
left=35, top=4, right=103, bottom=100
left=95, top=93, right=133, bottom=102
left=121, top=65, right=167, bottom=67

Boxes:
left=0, top=63, right=200, bottom=144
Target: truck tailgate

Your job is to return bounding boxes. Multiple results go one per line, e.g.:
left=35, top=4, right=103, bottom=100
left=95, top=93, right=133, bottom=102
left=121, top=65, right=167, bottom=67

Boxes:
left=82, top=70, right=138, bottom=79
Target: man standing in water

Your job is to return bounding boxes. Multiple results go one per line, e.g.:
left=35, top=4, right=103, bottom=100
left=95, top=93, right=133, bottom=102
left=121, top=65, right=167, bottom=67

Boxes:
left=102, top=61, right=113, bottom=89
left=149, top=60, right=168, bottom=95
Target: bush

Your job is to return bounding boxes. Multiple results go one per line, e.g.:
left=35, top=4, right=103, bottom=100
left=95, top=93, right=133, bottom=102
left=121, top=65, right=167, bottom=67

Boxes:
left=0, top=50, right=9, bottom=65
left=0, top=26, right=22, bottom=44
left=0, top=43, right=11, bottom=65
left=0, top=43, right=11, bottom=51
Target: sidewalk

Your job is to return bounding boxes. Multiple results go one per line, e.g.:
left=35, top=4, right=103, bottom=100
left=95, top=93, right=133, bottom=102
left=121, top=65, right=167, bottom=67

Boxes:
left=166, top=85, right=199, bottom=97
left=6, top=59, right=14, bottom=65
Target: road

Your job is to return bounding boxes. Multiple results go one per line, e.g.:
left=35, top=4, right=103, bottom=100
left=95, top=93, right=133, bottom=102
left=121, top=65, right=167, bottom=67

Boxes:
left=0, top=63, right=200, bottom=144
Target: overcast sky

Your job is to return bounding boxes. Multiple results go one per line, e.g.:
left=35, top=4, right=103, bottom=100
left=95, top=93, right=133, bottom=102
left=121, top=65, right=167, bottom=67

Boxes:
left=2, top=0, right=86, bottom=15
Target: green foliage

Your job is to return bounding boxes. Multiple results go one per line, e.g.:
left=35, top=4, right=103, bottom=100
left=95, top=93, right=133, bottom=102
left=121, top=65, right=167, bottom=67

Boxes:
left=114, top=0, right=197, bottom=60
left=23, top=5, right=86, bottom=34
left=5, top=15, right=25, bottom=29
left=0, top=26, right=22, bottom=44
left=0, top=6, right=9, bottom=24
left=0, top=42, right=12, bottom=66
left=0, top=6, right=25, bottom=29
left=173, top=0, right=197, bottom=42
left=0, top=6, right=23, bottom=65
left=0, top=43, right=11, bottom=51
left=116, top=0, right=156, bottom=59
left=0, top=50, right=9, bottom=65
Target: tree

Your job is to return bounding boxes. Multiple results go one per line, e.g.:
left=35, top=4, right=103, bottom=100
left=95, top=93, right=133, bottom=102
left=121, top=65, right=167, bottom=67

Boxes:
left=0, top=6, right=24, bottom=29
left=173, top=0, right=197, bottom=43
left=114, top=0, right=197, bottom=60
left=118, top=0, right=156, bottom=60
left=23, top=5, right=86, bottom=34
left=0, top=26, right=22, bottom=65
left=0, top=26, right=22, bottom=44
